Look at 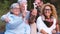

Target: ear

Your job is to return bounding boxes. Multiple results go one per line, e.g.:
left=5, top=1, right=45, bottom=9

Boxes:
left=10, top=9, right=13, bottom=13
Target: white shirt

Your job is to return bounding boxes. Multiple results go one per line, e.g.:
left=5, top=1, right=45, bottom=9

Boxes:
left=37, top=16, right=56, bottom=34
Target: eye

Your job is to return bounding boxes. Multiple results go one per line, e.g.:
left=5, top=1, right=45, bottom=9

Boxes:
left=44, top=9, right=51, bottom=11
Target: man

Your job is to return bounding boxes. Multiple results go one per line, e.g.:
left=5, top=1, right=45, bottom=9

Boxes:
left=17, top=0, right=30, bottom=34
left=17, top=0, right=30, bottom=24
left=29, top=9, right=37, bottom=34
left=34, top=0, right=44, bottom=18
left=35, top=0, right=43, bottom=7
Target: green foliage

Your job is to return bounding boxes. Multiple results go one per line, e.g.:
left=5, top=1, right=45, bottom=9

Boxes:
left=0, top=0, right=9, bottom=16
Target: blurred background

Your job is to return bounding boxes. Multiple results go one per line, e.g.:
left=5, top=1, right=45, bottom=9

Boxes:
left=0, top=0, right=60, bottom=32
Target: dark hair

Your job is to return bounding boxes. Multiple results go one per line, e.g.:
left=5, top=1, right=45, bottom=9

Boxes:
left=10, top=12, right=14, bottom=14
left=29, top=9, right=37, bottom=24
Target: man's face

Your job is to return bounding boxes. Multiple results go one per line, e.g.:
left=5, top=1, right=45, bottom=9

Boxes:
left=35, top=0, right=43, bottom=7
left=31, top=9, right=37, bottom=16
left=20, top=2, right=27, bottom=12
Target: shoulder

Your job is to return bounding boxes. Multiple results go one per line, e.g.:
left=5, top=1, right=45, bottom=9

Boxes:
left=37, top=16, right=43, bottom=20
left=37, top=16, right=42, bottom=22
left=26, top=10, right=30, bottom=13
left=52, top=17, right=57, bottom=21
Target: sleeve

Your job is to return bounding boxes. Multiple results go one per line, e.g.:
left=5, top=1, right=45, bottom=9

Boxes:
left=26, top=25, right=30, bottom=34
left=1, top=12, right=10, bottom=21
left=7, top=17, right=23, bottom=29
left=36, top=16, right=44, bottom=32
left=1, top=15, right=7, bottom=21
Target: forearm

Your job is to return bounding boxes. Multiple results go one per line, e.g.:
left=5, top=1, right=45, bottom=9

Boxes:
left=56, top=24, right=60, bottom=32
left=40, top=29, right=48, bottom=34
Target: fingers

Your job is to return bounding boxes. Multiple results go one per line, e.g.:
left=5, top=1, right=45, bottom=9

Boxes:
left=22, top=11, right=26, bottom=18
left=5, top=17, right=10, bottom=23
left=52, top=30, right=56, bottom=34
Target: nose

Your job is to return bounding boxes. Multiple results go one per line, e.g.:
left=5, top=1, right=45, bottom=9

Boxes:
left=45, top=10, right=49, bottom=13
left=22, top=5, right=25, bottom=8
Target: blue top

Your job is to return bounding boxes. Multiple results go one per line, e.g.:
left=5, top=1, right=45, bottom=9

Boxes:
left=1, top=12, right=30, bottom=34
left=6, top=11, right=30, bottom=20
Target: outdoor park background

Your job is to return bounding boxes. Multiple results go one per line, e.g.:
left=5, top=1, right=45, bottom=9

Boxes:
left=0, top=0, right=60, bottom=32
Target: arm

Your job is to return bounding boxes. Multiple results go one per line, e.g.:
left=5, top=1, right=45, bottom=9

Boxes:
left=52, top=24, right=59, bottom=34
left=1, top=15, right=23, bottom=29
left=52, top=20, right=60, bottom=34
left=1, top=15, right=10, bottom=22
left=55, top=20, right=59, bottom=32
left=26, top=25, right=30, bottom=34
left=36, top=16, right=48, bottom=34
left=56, top=24, right=60, bottom=32
left=8, top=17, right=23, bottom=28
left=1, top=15, right=7, bottom=21
left=1, top=12, right=10, bottom=22
left=41, top=29, right=48, bottom=34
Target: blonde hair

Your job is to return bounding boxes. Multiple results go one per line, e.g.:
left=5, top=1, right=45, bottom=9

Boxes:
left=41, top=3, right=58, bottom=19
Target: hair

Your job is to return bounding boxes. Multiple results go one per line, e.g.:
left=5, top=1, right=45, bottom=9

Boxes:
left=41, top=3, right=58, bottom=19
left=29, top=9, right=37, bottom=24
left=17, top=0, right=27, bottom=5
left=10, top=3, right=19, bottom=9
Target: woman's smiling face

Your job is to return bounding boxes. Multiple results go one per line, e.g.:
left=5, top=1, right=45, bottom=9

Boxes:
left=11, top=5, right=20, bottom=15
left=44, top=6, right=52, bottom=17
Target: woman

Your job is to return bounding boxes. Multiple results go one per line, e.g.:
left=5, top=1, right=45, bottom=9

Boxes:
left=29, top=9, right=37, bottom=34
left=1, top=3, right=30, bottom=34
left=37, top=3, right=59, bottom=34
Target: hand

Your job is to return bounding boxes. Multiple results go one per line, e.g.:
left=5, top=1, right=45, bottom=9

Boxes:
left=40, top=29, right=48, bottom=34
left=52, top=29, right=56, bottom=34
left=22, top=11, right=26, bottom=18
left=5, top=17, right=10, bottom=23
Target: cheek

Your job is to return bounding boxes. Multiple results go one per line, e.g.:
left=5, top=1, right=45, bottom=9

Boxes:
left=17, top=9, right=20, bottom=12
left=31, top=12, right=37, bottom=16
left=13, top=9, right=17, bottom=12
left=48, top=11, right=52, bottom=15
left=50, top=11, right=52, bottom=14
left=13, top=10, right=20, bottom=14
left=15, top=12, right=20, bottom=14
left=44, top=11, right=51, bottom=16
left=21, top=6, right=25, bottom=8
left=34, top=12, right=37, bottom=16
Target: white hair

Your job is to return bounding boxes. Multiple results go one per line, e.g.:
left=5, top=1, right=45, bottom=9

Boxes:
left=17, top=0, right=27, bottom=5
left=10, top=3, right=19, bottom=9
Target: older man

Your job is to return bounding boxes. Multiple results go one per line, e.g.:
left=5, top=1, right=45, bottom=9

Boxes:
left=17, top=0, right=30, bottom=34
left=17, top=0, right=30, bottom=21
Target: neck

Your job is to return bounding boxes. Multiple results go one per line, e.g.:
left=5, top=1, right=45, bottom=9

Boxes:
left=45, top=15, right=50, bottom=19
left=14, top=14, right=19, bottom=16
left=47, top=16, right=50, bottom=18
